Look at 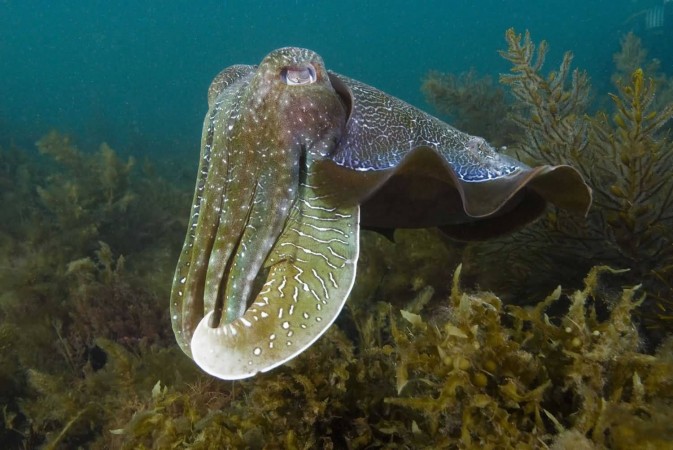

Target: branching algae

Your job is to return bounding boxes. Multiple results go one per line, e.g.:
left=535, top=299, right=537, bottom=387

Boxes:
left=438, top=30, right=673, bottom=340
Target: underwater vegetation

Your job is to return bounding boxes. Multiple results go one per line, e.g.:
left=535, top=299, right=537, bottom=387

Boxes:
left=0, top=133, right=190, bottom=447
left=425, top=29, right=673, bottom=343
left=0, top=28, right=671, bottom=448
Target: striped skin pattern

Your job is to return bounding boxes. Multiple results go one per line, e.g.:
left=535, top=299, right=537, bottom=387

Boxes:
left=329, top=75, right=524, bottom=182
left=171, top=47, right=592, bottom=380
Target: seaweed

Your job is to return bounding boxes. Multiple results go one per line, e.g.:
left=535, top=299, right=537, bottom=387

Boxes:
left=1, top=132, right=186, bottom=365
left=385, top=265, right=673, bottom=448
left=448, top=30, right=673, bottom=341
left=64, top=265, right=673, bottom=449
left=34, top=131, right=189, bottom=263
left=457, top=29, right=599, bottom=298
left=0, top=134, right=191, bottom=447
left=611, top=32, right=673, bottom=114
left=20, top=340, right=198, bottom=449
left=2, top=132, right=672, bottom=448
left=498, top=28, right=591, bottom=167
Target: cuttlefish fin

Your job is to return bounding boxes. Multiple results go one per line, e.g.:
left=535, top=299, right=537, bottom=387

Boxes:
left=314, top=145, right=591, bottom=240
left=190, top=176, right=359, bottom=380
left=319, top=71, right=592, bottom=240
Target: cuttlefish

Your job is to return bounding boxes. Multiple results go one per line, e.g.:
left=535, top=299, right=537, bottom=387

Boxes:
left=171, top=47, right=591, bottom=380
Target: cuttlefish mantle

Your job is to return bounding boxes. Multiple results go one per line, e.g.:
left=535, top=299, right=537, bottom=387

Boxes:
left=170, top=47, right=592, bottom=380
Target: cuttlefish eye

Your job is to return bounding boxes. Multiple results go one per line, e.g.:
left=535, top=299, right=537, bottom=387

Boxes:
left=282, top=64, right=316, bottom=85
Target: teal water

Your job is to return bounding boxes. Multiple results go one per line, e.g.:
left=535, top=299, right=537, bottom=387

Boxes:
left=0, top=0, right=654, bottom=157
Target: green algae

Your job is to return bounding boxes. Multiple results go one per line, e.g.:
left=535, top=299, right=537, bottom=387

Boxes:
left=0, top=29, right=672, bottom=449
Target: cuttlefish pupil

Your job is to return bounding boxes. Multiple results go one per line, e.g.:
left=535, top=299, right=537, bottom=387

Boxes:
left=283, top=65, right=317, bottom=85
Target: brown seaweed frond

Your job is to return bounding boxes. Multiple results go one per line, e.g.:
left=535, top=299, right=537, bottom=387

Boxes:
left=98, top=326, right=362, bottom=449
left=384, top=265, right=673, bottom=448
left=613, top=32, right=658, bottom=84
left=20, top=340, right=200, bottom=449
left=66, top=242, right=173, bottom=355
left=0, top=134, right=194, bottom=446
left=498, top=28, right=590, bottom=166
left=78, top=264, right=673, bottom=449
left=6, top=204, right=673, bottom=449
left=507, top=267, right=673, bottom=448
left=590, top=69, right=673, bottom=246
left=33, top=130, right=190, bottom=263
left=464, top=31, right=673, bottom=337
left=35, top=131, right=136, bottom=255
left=461, top=29, right=598, bottom=300
left=611, top=32, right=673, bottom=125
left=588, top=69, right=673, bottom=331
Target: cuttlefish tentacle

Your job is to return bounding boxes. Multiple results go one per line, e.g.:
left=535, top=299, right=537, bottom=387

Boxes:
left=208, top=149, right=299, bottom=326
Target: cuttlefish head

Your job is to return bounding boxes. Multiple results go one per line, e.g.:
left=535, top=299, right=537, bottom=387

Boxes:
left=170, top=48, right=353, bottom=379
left=243, top=48, right=346, bottom=157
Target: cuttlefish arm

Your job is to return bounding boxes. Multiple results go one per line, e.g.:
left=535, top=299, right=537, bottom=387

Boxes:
left=191, top=175, right=359, bottom=379
left=171, top=48, right=356, bottom=379
left=171, top=64, right=255, bottom=355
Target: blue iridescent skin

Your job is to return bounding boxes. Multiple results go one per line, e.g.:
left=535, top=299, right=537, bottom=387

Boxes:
left=171, top=47, right=592, bottom=380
